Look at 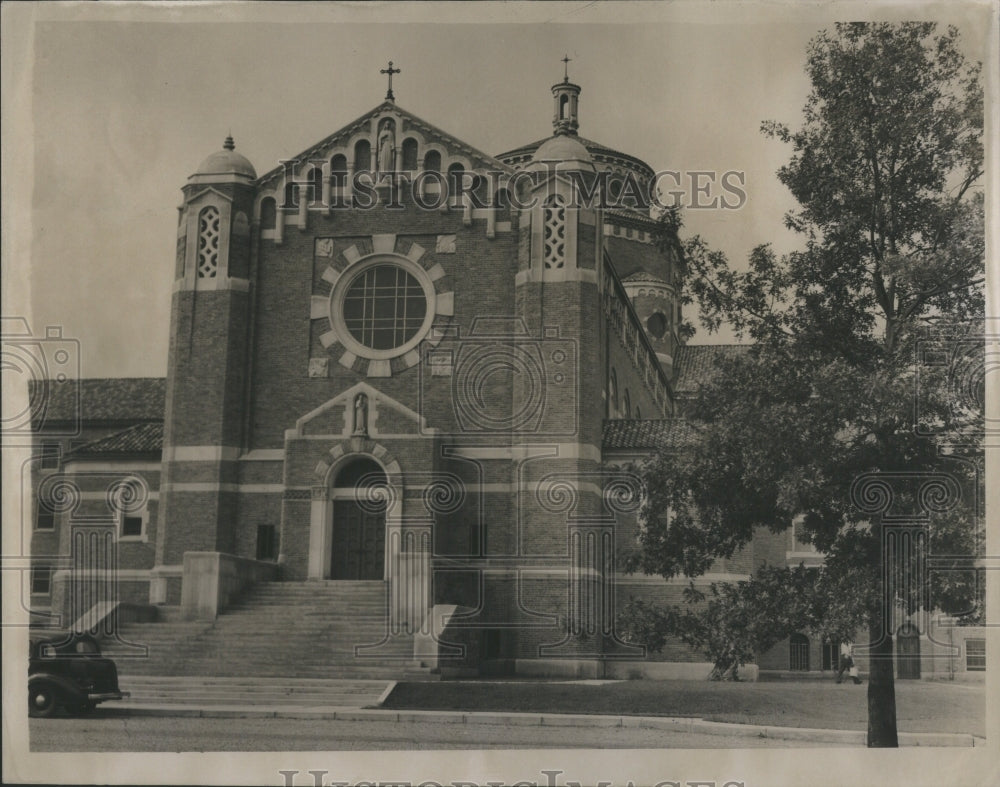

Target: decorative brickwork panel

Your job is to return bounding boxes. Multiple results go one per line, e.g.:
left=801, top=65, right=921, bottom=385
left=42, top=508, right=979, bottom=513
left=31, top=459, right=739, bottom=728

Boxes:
left=197, top=206, right=221, bottom=279
left=543, top=196, right=566, bottom=269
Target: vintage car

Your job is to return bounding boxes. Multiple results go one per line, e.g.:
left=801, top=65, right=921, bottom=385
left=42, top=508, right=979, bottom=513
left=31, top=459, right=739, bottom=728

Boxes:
left=28, top=630, right=129, bottom=717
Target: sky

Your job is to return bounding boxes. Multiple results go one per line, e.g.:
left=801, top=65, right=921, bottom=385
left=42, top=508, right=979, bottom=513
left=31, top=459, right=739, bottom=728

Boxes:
left=4, top=1, right=995, bottom=378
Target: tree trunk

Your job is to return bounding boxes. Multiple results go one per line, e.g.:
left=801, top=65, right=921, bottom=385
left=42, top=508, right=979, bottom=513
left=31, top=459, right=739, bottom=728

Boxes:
left=866, top=619, right=898, bottom=747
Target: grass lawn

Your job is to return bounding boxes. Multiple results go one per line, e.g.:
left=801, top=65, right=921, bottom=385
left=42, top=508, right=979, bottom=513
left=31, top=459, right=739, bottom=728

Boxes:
left=382, top=679, right=985, bottom=737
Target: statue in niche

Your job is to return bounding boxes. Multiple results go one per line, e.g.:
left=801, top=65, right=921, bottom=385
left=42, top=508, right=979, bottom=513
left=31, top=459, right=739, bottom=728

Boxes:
left=353, top=393, right=369, bottom=436
left=376, top=119, right=396, bottom=176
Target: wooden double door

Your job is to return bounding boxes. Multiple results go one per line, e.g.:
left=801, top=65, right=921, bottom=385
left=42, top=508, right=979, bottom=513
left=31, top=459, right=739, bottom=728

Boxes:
left=330, top=499, right=386, bottom=580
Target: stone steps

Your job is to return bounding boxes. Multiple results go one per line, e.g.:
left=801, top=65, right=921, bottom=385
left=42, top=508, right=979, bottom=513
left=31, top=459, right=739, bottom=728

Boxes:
left=107, top=581, right=434, bottom=681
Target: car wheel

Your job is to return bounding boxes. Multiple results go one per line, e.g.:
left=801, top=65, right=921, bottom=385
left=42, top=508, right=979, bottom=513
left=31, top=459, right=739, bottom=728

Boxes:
left=28, top=684, right=60, bottom=718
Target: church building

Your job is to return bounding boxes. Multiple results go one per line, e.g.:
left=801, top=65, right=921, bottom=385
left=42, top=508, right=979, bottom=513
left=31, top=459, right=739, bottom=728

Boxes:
left=26, top=67, right=984, bottom=682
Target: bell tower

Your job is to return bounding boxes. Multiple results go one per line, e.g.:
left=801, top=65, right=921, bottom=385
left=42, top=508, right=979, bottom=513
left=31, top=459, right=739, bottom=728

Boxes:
left=153, top=136, right=257, bottom=588
left=551, top=56, right=582, bottom=136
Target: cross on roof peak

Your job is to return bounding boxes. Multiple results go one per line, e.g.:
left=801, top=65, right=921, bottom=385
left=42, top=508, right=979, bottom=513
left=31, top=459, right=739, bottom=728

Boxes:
left=380, top=61, right=401, bottom=101
left=562, top=54, right=571, bottom=82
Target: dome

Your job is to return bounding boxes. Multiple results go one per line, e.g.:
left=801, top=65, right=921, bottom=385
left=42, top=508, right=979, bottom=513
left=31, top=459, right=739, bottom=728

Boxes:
left=193, top=136, right=256, bottom=180
left=533, top=134, right=592, bottom=163
left=497, top=135, right=654, bottom=181
left=526, top=134, right=595, bottom=173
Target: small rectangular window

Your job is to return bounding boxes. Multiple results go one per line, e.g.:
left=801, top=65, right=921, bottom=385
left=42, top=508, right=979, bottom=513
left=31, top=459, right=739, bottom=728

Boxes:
left=31, top=566, right=52, bottom=595
left=256, top=525, right=278, bottom=561
left=966, top=638, right=986, bottom=671
left=39, top=441, right=60, bottom=469
left=121, top=515, right=144, bottom=538
left=36, top=497, right=55, bottom=530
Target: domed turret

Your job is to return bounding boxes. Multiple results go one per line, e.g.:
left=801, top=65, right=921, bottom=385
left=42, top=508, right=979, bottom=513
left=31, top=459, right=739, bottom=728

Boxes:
left=622, top=271, right=678, bottom=375
left=191, top=135, right=256, bottom=183
left=524, top=61, right=596, bottom=174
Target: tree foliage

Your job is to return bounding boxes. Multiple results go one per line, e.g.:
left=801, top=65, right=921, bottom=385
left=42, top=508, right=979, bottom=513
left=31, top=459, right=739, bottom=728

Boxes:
left=619, top=567, right=817, bottom=679
left=625, top=22, right=984, bottom=746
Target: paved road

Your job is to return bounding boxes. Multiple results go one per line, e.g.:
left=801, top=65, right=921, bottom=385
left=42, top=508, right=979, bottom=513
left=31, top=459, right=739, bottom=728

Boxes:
left=29, top=713, right=835, bottom=751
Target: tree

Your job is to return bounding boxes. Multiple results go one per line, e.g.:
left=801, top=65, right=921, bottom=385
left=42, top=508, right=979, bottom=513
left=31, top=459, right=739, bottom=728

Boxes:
left=626, top=22, right=984, bottom=748
left=619, top=566, right=817, bottom=680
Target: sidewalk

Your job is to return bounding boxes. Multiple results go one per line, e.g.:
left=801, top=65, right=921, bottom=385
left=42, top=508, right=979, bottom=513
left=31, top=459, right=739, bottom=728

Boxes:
left=106, top=702, right=985, bottom=747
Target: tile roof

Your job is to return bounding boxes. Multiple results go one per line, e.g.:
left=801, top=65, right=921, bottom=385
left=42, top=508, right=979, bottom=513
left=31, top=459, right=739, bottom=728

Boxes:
left=602, top=419, right=701, bottom=451
left=672, top=344, right=750, bottom=396
left=29, top=378, right=166, bottom=427
left=69, top=422, right=164, bottom=457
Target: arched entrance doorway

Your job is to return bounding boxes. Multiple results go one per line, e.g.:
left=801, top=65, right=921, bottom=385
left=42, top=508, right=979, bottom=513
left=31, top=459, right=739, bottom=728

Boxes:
left=896, top=623, right=921, bottom=679
left=330, top=458, right=387, bottom=580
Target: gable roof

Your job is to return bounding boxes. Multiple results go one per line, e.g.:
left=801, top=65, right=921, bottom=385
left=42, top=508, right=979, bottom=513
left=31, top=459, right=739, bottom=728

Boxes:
left=602, top=418, right=701, bottom=451
left=672, top=344, right=750, bottom=396
left=68, top=422, right=164, bottom=458
left=29, top=377, right=166, bottom=428
left=257, top=101, right=514, bottom=188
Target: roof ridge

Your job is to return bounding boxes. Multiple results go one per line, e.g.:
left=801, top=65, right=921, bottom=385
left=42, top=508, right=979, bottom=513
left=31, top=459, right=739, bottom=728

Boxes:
left=256, top=101, right=514, bottom=187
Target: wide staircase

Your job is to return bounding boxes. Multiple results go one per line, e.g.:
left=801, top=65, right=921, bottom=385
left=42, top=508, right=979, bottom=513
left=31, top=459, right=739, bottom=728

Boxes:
left=104, top=581, right=435, bottom=683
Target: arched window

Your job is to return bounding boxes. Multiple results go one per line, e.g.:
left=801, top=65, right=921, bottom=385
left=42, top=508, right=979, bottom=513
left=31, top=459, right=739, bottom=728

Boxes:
left=354, top=139, right=371, bottom=172
left=789, top=633, right=810, bottom=671
left=197, top=206, right=220, bottom=279
left=423, top=150, right=441, bottom=173
left=282, top=182, right=298, bottom=210
left=308, top=167, right=323, bottom=204
left=560, top=94, right=570, bottom=119
left=542, top=195, right=566, bottom=269
left=401, top=138, right=419, bottom=171
left=447, top=163, right=466, bottom=198
left=330, top=154, right=348, bottom=187
left=622, top=389, right=631, bottom=419
left=259, top=197, right=276, bottom=230
left=609, top=368, right=619, bottom=417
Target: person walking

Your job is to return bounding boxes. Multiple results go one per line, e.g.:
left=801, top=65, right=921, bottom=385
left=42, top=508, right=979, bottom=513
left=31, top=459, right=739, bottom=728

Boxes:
left=836, top=641, right=862, bottom=684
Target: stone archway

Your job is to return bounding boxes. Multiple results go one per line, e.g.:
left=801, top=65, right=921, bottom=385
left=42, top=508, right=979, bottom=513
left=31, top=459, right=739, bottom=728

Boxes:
left=307, top=439, right=402, bottom=581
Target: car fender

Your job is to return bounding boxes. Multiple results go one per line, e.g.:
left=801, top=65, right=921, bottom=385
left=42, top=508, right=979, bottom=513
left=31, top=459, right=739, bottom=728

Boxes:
left=29, top=672, right=86, bottom=705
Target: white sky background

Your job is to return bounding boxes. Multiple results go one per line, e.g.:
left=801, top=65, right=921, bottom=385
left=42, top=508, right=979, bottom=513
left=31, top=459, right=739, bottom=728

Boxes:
left=10, top=1, right=995, bottom=378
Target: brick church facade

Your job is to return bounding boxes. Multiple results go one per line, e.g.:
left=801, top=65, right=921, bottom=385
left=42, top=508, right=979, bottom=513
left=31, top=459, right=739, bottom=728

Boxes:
left=25, top=72, right=985, bottom=681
